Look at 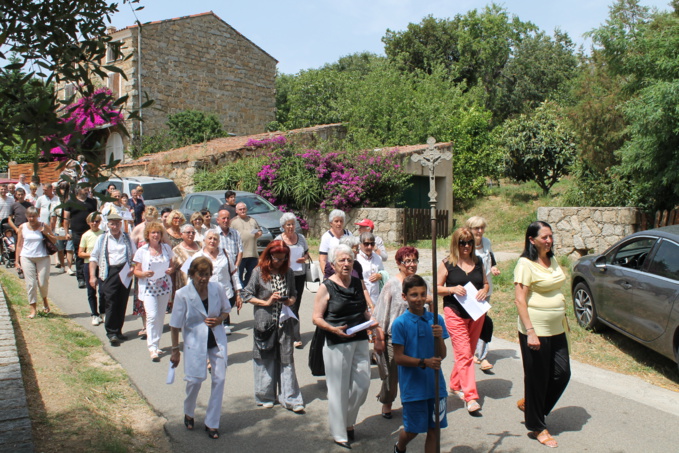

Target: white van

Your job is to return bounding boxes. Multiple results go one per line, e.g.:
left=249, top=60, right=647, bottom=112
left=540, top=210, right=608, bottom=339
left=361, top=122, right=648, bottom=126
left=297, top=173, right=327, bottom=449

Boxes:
left=94, top=176, right=182, bottom=210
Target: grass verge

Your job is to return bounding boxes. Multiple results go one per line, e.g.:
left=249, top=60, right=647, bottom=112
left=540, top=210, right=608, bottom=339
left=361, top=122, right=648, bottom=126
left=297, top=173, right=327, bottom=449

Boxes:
left=1, top=270, right=172, bottom=453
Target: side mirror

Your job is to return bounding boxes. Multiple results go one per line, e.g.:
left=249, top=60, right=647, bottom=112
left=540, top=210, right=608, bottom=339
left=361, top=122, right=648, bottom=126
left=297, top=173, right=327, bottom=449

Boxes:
left=594, top=255, right=607, bottom=271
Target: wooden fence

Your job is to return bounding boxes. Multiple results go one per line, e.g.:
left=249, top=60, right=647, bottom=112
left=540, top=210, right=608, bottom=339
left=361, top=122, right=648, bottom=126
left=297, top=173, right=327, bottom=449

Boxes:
left=402, top=208, right=449, bottom=245
left=639, top=208, right=679, bottom=230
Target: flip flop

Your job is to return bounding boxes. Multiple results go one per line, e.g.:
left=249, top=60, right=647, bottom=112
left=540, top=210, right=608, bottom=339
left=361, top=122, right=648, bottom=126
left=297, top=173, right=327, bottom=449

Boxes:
left=529, top=430, right=558, bottom=448
left=43, top=306, right=51, bottom=314
left=480, top=359, right=493, bottom=371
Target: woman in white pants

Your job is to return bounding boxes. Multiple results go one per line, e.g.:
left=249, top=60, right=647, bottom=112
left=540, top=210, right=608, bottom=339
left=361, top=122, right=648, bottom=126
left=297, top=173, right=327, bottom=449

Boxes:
left=170, top=257, right=230, bottom=440
left=133, top=222, right=175, bottom=361
left=16, top=207, right=56, bottom=318
left=312, top=244, right=382, bottom=449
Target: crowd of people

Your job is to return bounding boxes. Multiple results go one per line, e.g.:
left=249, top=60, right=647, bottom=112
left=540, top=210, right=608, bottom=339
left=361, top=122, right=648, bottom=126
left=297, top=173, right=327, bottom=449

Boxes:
left=4, top=180, right=571, bottom=449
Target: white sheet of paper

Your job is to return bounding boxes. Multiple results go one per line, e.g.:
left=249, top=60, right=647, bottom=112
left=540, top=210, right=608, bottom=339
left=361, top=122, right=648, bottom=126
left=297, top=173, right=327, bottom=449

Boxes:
left=250, top=228, right=260, bottom=235
left=454, top=282, right=491, bottom=321
left=149, top=260, right=170, bottom=279
left=279, top=305, right=298, bottom=323
left=166, top=362, right=176, bottom=384
left=119, top=209, right=133, bottom=221
left=119, top=262, right=132, bottom=288
left=346, top=319, right=377, bottom=336
left=180, top=255, right=195, bottom=275
left=289, top=246, right=304, bottom=272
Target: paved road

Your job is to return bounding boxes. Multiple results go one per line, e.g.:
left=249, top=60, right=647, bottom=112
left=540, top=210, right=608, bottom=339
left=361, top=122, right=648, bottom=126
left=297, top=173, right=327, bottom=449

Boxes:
left=41, top=267, right=679, bottom=453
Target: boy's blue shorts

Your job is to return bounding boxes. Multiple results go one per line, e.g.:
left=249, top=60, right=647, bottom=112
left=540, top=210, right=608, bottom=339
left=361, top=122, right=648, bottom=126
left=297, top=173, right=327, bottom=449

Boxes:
left=402, top=397, right=448, bottom=434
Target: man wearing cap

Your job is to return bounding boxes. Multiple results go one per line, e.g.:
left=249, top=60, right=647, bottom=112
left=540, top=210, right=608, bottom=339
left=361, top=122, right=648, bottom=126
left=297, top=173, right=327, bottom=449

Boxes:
left=355, top=218, right=388, bottom=261
left=88, top=212, right=136, bottom=346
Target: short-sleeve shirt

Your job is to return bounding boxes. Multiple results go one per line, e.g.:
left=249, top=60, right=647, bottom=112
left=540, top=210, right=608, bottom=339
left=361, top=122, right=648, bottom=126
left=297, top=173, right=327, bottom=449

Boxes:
left=319, top=229, right=352, bottom=255
left=65, top=197, right=98, bottom=234
left=356, top=251, right=384, bottom=302
left=513, top=257, right=567, bottom=336
left=218, top=227, right=243, bottom=263
left=0, top=195, right=14, bottom=220
left=230, top=216, right=260, bottom=258
left=391, top=310, right=449, bottom=402
left=79, top=229, right=103, bottom=263
left=10, top=201, right=33, bottom=228
left=35, top=195, right=58, bottom=225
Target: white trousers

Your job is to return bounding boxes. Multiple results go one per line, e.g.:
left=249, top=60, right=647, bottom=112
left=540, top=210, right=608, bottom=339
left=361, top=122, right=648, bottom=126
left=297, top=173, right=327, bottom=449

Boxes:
left=142, top=292, right=170, bottom=352
left=322, top=340, right=370, bottom=443
left=184, top=345, right=227, bottom=429
left=21, top=256, right=50, bottom=305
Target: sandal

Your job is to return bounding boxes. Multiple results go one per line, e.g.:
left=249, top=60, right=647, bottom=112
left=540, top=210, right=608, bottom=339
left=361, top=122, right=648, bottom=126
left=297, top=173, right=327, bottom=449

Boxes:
left=184, top=415, right=194, bottom=430
left=205, top=425, right=219, bottom=439
left=466, top=400, right=481, bottom=413
left=529, top=429, right=558, bottom=448
left=480, top=359, right=493, bottom=371
left=43, top=306, right=50, bottom=314
left=517, top=398, right=525, bottom=412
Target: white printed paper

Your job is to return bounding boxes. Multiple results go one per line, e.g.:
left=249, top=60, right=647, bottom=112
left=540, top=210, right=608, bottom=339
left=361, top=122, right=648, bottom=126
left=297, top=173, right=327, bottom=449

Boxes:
left=119, top=262, right=132, bottom=288
left=279, top=305, right=299, bottom=323
left=180, top=255, right=195, bottom=275
left=346, top=319, right=377, bottom=335
left=166, top=362, right=176, bottom=384
left=149, top=259, right=170, bottom=279
left=289, top=246, right=304, bottom=272
left=454, top=282, right=491, bottom=321
left=251, top=228, right=260, bottom=235
left=119, top=209, right=133, bottom=221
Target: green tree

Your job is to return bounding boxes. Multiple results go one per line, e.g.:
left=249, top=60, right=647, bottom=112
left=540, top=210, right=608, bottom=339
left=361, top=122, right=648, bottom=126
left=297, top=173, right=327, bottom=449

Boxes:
left=500, top=101, right=577, bottom=194
left=0, top=0, right=146, bottom=170
left=166, top=110, right=225, bottom=145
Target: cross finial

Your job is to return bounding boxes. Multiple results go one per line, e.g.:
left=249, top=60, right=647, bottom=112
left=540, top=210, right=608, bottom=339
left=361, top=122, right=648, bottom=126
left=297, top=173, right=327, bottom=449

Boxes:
left=411, top=137, right=452, bottom=204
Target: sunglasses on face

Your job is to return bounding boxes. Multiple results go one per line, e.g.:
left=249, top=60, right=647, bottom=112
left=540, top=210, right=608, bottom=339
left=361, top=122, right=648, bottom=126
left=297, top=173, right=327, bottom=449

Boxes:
left=458, top=240, right=474, bottom=247
left=363, top=242, right=375, bottom=246
left=401, top=259, right=419, bottom=265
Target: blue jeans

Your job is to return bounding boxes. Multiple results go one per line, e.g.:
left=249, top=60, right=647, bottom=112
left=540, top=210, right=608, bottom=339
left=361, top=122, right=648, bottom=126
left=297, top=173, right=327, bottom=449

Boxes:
left=238, top=257, right=258, bottom=287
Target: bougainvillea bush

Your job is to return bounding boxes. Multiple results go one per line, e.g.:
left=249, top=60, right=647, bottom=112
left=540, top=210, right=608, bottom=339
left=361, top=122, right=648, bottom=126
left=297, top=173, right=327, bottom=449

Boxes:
left=194, top=135, right=412, bottom=229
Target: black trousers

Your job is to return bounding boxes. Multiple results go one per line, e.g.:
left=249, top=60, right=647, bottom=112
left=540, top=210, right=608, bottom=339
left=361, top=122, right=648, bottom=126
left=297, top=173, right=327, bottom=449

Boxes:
left=100, top=264, right=131, bottom=337
left=518, top=331, right=571, bottom=432
left=72, top=230, right=85, bottom=281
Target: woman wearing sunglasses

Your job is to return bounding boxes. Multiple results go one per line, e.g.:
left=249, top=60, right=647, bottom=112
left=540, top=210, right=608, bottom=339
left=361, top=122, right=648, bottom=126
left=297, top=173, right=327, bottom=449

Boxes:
left=436, top=227, right=489, bottom=414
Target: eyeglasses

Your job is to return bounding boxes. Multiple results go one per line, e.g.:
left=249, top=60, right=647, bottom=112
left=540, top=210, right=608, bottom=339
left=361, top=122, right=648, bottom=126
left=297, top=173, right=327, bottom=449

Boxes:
left=401, top=259, right=419, bottom=265
left=183, top=231, right=195, bottom=235
left=271, top=256, right=287, bottom=262
left=362, top=242, right=375, bottom=246
left=458, top=240, right=474, bottom=247
left=91, top=220, right=101, bottom=224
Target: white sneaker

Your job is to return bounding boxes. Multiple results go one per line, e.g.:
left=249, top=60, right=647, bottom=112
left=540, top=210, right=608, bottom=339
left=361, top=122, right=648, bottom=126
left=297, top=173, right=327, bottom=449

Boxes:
left=224, top=325, right=231, bottom=335
left=66, top=267, right=75, bottom=276
left=91, top=315, right=100, bottom=326
left=261, top=402, right=274, bottom=408
left=96, top=315, right=103, bottom=325
left=292, top=405, right=305, bottom=413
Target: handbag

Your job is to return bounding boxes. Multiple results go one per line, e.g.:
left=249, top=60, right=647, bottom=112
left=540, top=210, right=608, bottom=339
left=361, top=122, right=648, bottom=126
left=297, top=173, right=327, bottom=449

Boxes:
left=308, top=326, right=326, bottom=376
left=254, top=321, right=277, bottom=351
left=41, top=224, right=58, bottom=256
left=306, top=257, right=321, bottom=283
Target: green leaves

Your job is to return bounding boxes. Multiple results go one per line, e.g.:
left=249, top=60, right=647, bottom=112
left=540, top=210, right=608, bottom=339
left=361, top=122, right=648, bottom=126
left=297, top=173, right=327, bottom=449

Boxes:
left=166, top=110, right=226, bottom=145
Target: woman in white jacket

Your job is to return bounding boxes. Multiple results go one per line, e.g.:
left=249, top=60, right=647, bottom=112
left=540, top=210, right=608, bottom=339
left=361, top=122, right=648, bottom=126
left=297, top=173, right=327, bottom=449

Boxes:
left=170, top=256, right=231, bottom=440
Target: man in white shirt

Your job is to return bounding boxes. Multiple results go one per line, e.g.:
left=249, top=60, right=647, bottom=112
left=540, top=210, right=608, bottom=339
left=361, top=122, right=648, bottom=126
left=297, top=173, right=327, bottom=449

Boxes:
left=15, top=174, right=31, bottom=195
left=216, top=208, right=242, bottom=334
left=35, top=183, right=58, bottom=225
left=89, top=212, right=136, bottom=346
left=355, top=218, right=388, bottom=261
left=356, top=231, right=385, bottom=304
left=0, top=184, right=14, bottom=232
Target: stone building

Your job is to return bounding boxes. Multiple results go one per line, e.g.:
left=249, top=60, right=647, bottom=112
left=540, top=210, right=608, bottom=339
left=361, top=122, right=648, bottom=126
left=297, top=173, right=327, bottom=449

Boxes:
left=58, top=11, right=277, bottom=165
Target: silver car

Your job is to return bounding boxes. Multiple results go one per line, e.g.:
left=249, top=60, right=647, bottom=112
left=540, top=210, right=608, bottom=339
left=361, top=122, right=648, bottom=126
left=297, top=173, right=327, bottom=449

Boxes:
left=571, top=225, right=679, bottom=370
left=179, top=190, right=301, bottom=253
left=94, top=176, right=183, bottom=210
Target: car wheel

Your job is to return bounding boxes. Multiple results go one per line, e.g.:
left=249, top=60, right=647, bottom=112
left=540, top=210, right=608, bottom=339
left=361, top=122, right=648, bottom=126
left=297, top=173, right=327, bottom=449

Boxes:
left=573, top=282, right=602, bottom=331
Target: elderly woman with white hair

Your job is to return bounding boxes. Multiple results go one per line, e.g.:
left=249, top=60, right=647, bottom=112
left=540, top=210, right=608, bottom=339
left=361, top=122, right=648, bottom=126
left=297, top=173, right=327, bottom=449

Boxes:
left=324, top=235, right=363, bottom=280
left=318, top=209, right=352, bottom=275
left=274, top=212, right=309, bottom=348
left=312, top=244, right=382, bottom=449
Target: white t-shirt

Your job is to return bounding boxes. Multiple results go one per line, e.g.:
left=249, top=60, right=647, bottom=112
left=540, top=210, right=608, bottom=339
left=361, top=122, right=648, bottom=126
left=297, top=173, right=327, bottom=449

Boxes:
left=35, top=194, right=59, bottom=225
left=319, top=229, right=352, bottom=255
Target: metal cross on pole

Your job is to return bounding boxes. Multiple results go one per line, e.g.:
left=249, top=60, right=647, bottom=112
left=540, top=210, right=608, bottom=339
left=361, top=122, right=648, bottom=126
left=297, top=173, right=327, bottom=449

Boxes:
left=411, top=136, right=452, bottom=453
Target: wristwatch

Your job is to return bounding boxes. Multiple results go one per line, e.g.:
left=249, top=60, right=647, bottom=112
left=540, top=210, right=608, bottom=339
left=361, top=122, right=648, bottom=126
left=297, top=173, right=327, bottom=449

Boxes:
left=418, top=358, right=426, bottom=369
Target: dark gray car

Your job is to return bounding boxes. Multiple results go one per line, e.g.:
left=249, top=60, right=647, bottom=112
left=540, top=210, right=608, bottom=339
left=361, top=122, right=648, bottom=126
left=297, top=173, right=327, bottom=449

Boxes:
left=179, top=190, right=301, bottom=253
left=571, top=225, right=679, bottom=370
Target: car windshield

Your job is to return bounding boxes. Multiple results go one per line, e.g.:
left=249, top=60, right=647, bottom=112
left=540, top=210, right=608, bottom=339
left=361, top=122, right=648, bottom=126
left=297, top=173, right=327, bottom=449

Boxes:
left=239, top=195, right=276, bottom=215
left=136, top=182, right=181, bottom=200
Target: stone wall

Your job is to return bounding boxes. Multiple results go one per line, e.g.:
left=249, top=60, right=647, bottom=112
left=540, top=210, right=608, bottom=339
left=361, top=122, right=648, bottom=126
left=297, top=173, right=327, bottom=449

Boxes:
left=137, top=13, right=276, bottom=138
left=306, top=208, right=404, bottom=244
left=537, top=207, right=640, bottom=256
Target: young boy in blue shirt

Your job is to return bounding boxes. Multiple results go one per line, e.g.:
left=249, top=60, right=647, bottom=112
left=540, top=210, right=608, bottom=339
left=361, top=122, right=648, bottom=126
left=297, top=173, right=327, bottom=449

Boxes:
left=392, top=274, right=449, bottom=453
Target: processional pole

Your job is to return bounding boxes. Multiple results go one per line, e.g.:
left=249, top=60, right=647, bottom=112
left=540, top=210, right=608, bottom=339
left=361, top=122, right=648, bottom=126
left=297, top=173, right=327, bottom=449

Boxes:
left=411, top=137, right=452, bottom=453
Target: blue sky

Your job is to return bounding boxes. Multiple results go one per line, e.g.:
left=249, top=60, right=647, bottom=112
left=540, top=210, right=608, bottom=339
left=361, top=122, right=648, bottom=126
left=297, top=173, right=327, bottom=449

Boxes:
left=111, top=1, right=672, bottom=74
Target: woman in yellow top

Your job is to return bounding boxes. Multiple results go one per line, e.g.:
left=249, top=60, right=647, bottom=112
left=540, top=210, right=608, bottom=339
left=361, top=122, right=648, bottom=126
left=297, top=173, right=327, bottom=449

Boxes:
left=514, top=221, right=570, bottom=449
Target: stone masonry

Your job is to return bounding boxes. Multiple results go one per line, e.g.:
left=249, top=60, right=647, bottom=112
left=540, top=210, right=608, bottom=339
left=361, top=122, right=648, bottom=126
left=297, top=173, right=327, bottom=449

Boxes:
left=0, top=285, right=34, bottom=452
left=538, top=207, right=639, bottom=256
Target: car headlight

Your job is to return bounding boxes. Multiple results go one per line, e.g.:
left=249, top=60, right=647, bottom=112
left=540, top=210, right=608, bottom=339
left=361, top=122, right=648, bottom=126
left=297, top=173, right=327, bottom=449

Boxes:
left=260, top=227, right=270, bottom=235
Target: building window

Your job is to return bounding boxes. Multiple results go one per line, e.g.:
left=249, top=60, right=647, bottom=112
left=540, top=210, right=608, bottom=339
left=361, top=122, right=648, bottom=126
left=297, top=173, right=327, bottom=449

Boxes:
left=107, top=72, right=122, bottom=99
left=106, top=41, right=123, bottom=63
left=106, top=132, right=124, bottom=165
left=63, top=83, right=76, bottom=100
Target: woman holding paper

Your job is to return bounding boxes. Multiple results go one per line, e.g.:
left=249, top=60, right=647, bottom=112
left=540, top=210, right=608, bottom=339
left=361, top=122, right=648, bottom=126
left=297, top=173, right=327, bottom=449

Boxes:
left=241, top=240, right=304, bottom=412
left=133, top=221, right=176, bottom=361
left=193, top=230, right=242, bottom=314
left=172, top=224, right=202, bottom=291
left=274, top=212, right=309, bottom=349
left=312, top=244, right=382, bottom=449
left=437, top=227, right=489, bottom=414
left=170, top=256, right=230, bottom=440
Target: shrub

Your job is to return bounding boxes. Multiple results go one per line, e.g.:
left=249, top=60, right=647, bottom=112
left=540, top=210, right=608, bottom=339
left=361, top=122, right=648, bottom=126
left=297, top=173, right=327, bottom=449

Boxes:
left=166, top=110, right=225, bottom=145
